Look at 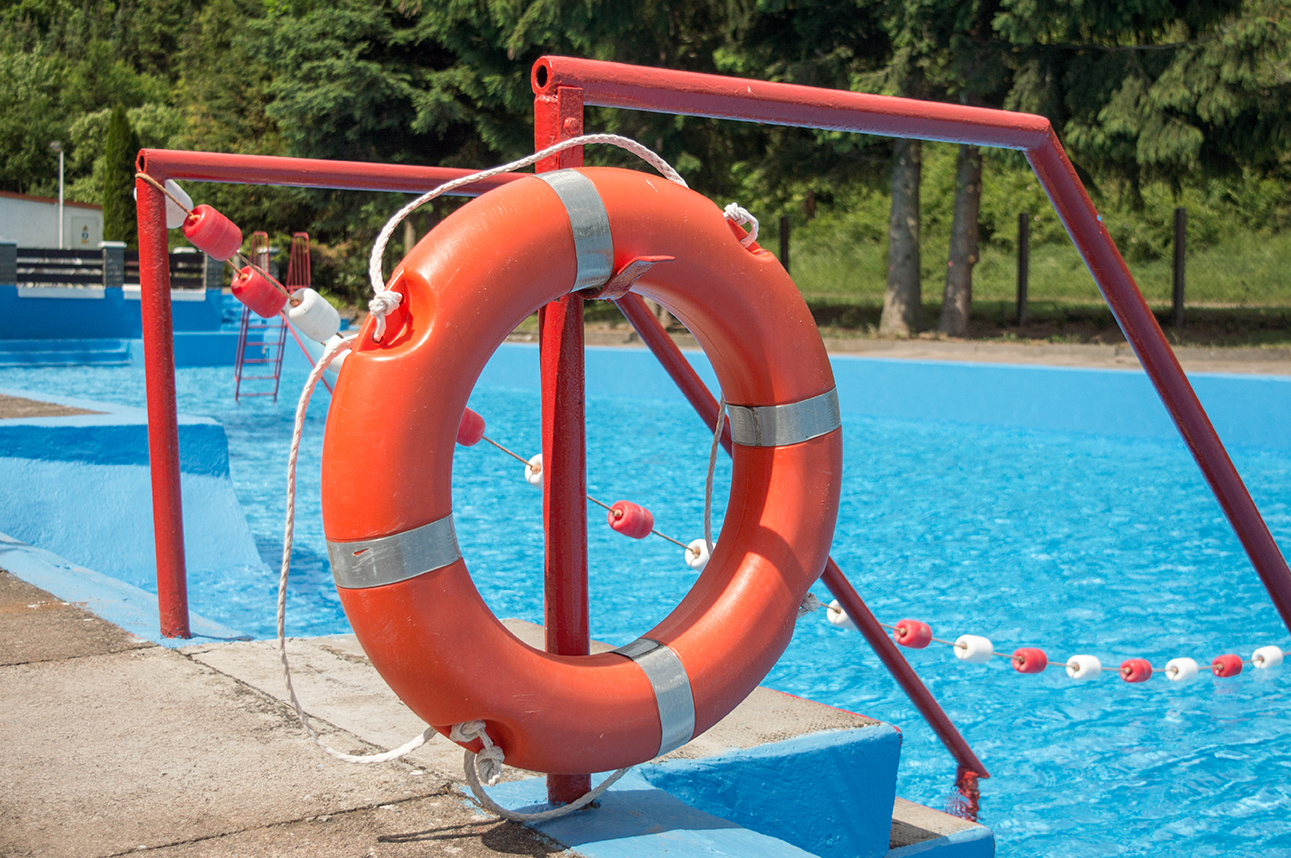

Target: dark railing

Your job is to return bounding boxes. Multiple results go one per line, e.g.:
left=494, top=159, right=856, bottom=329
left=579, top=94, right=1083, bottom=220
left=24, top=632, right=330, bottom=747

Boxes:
left=1, top=244, right=218, bottom=290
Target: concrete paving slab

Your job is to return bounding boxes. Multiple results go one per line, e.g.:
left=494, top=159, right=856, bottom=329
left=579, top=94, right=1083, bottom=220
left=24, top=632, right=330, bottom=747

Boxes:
left=183, top=634, right=475, bottom=782
left=128, top=793, right=570, bottom=858
left=184, top=621, right=885, bottom=786
left=0, top=569, right=149, bottom=664
left=0, top=646, right=444, bottom=858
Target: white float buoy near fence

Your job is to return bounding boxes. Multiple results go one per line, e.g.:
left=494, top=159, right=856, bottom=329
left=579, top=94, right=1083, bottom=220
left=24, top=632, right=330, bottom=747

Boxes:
left=524, top=453, right=543, bottom=487
left=954, top=635, right=994, bottom=664
left=826, top=599, right=857, bottom=631
left=685, top=538, right=710, bottom=571
left=287, top=288, right=342, bottom=342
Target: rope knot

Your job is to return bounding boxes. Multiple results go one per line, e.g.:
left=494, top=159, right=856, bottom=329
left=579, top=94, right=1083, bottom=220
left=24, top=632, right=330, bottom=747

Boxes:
left=368, top=289, right=403, bottom=342
left=723, top=203, right=760, bottom=248
left=451, top=720, right=506, bottom=785
left=799, top=592, right=824, bottom=617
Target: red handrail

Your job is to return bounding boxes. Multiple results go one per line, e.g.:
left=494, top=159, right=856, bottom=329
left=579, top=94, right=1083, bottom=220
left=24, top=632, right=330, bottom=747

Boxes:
left=532, top=54, right=1291, bottom=638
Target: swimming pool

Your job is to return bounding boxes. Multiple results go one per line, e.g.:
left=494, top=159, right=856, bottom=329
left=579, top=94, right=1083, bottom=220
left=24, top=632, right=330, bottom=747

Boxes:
left=2, top=344, right=1289, bottom=858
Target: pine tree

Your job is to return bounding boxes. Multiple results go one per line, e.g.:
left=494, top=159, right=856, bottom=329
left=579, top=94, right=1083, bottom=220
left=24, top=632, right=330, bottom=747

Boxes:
left=101, top=105, right=140, bottom=246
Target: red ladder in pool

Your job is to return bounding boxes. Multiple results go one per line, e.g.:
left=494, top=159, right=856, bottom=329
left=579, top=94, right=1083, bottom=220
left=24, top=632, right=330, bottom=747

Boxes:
left=233, top=232, right=308, bottom=402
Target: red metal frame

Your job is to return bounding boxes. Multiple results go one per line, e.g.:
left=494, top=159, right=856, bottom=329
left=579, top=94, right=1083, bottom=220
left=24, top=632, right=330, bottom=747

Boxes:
left=131, top=57, right=1291, bottom=791
left=133, top=152, right=525, bottom=641
left=531, top=55, right=1291, bottom=637
left=535, top=85, right=594, bottom=804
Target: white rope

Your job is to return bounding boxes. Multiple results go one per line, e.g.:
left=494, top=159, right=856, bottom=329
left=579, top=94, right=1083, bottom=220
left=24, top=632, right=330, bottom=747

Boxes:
left=454, top=721, right=630, bottom=822
left=704, top=395, right=726, bottom=554
left=276, top=340, right=631, bottom=819
left=723, top=203, right=759, bottom=247
left=367, top=290, right=403, bottom=343
left=365, top=134, right=688, bottom=338
left=276, top=334, right=439, bottom=764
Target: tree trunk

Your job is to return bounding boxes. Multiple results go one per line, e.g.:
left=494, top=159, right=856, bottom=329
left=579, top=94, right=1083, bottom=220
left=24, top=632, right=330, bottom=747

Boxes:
left=403, top=218, right=417, bottom=256
left=879, top=138, right=922, bottom=336
left=938, top=144, right=983, bottom=337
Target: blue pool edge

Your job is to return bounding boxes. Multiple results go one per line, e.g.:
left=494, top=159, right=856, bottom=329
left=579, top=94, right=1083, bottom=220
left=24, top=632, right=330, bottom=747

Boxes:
left=0, top=531, right=250, bottom=647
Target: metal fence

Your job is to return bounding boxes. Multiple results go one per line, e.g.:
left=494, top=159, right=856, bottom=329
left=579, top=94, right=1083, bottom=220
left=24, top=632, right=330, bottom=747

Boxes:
left=0, top=244, right=220, bottom=290
left=775, top=208, right=1291, bottom=321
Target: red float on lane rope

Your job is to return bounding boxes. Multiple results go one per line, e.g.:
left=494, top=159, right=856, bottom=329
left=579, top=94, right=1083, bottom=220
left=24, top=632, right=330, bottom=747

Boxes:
left=231, top=266, right=288, bottom=318
left=1121, top=658, right=1152, bottom=683
left=1211, top=654, right=1243, bottom=677
left=1012, top=647, right=1048, bottom=674
left=608, top=501, right=654, bottom=539
left=181, top=204, right=243, bottom=261
left=456, top=408, right=486, bottom=446
left=893, top=619, right=932, bottom=649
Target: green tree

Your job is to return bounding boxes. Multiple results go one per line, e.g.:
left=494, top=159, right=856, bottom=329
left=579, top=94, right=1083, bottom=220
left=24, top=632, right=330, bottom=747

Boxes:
left=102, top=104, right=140, bottom=245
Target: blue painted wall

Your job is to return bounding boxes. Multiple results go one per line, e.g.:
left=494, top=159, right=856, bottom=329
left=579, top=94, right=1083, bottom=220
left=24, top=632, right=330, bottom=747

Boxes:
left=0, top=284, right=223, bottom=338
left=478, top=722, right=941, bottom=858
left=0, top=388, right=263, bottom=588
left=639, top=726, right=904, bottom=858
left=479, top=344, right=1291, bottom=452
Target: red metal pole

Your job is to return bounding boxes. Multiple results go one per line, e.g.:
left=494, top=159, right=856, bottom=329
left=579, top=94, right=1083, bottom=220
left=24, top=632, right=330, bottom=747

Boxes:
left=1026, top=135, right=1291, bottom=631
left=534, top=55, right=1291, bottom=634
left=533, top=57, right=1050, bottom=151
left=615, top=294, right=988, bottom=777
left=821, top=561, right=987, bottom=777
left=136, top=150, right=522, bottom=195
left=135, top=167, right=190, bottom=638
left=536, top=85, right=593, bottom=804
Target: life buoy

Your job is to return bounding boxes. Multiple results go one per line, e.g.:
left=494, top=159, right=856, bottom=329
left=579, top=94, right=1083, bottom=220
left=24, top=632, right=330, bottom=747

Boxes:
left=320, top=167, right=843, bottom=774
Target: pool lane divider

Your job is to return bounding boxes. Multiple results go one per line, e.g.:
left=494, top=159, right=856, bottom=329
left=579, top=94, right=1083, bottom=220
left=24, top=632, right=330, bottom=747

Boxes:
left=826, top=602, right=1288, bottom=685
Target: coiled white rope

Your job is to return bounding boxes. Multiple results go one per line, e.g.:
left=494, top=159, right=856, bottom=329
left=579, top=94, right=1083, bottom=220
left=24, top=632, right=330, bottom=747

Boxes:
left=365, top=134, right=689, bottom=340
left=452, top=721, right=630, bottom=821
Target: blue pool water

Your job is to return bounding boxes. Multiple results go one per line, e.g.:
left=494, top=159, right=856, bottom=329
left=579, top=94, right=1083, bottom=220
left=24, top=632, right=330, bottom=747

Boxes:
left=3, top=347, right=1290, bottom=858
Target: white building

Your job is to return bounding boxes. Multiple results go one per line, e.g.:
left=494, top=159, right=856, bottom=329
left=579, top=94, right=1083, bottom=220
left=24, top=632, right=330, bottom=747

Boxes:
left=0, top=191, right=104, bottom=249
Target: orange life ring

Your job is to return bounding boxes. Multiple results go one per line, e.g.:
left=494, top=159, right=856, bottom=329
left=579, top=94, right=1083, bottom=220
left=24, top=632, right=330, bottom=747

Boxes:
left=320, top=167, right=843, bottom=774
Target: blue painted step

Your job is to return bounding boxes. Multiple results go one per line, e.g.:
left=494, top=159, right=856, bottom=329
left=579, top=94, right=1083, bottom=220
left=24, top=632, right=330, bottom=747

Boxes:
left=472, top=695, right=993, bottom=857
left=0, top=339, right=130, bottom=366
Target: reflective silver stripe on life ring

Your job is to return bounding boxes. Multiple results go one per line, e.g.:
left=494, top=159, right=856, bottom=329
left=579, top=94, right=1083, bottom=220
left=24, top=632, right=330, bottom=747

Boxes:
left=536, top=170, right=614, bottom=291
left=726, top=388, right=842, bottom=447
left=613, top=638, right=696, bottom=756
left=327, top=515, right=461, bottom=590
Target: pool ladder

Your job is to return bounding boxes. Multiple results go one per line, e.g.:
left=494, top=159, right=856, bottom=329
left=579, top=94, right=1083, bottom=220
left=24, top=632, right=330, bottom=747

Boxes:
left=233, top=232, right=311, bottom=403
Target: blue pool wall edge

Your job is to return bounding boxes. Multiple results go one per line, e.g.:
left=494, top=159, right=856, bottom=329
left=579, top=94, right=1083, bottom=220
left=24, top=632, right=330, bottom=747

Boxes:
left=0, top=532, right=248, bottom=646
left=476, top=723, right=921, bottom=858
left=0, top=386, right=264, bottom=586
left=0, top=284, right=223, bottom=339
left=637, top=724, right=904, bottom=858
left=478, top=344, right=1291, bottom=452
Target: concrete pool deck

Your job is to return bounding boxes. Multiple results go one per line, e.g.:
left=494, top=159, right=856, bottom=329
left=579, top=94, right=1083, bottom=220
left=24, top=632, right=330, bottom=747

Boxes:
left=0, top=569, right=985, bottom=857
